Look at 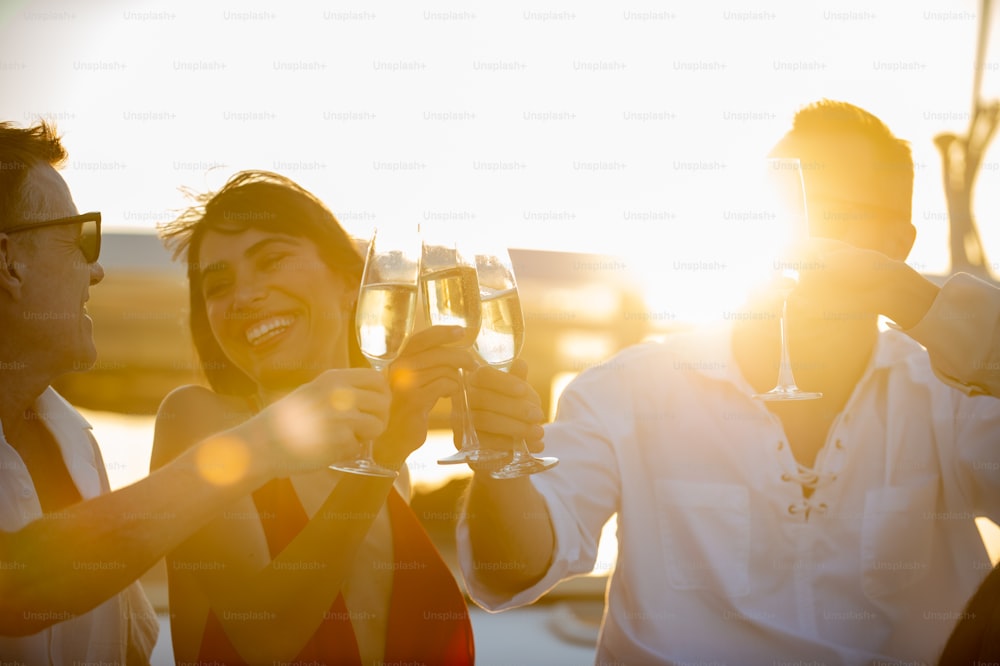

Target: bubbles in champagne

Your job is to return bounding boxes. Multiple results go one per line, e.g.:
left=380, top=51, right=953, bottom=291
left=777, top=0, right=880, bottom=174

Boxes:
left=356, top=283, right=417, bottom=364
left=420, top=265, right=482, bottom=347
left=475, top=288, right=525, bottom=366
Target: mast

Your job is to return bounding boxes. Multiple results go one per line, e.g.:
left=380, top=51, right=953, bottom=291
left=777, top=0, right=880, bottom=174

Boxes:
left=934, top=0, right=996, bottom=280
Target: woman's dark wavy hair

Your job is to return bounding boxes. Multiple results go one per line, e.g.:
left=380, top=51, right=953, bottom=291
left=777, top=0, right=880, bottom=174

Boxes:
left=159, top=170, right=366, bottom=396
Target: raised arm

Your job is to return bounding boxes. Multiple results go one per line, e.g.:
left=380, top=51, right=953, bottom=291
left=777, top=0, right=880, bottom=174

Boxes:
left=901, top=272, right=1000, bottom=396
left=0, top=368, right=383, bottom=637
left=156, top=405, right=399, bottom=662
left=792, top=238, right=999, bottom=395
left=159, top=327, right=470, bottom=663
left=462, top=361, right=555, bottom=595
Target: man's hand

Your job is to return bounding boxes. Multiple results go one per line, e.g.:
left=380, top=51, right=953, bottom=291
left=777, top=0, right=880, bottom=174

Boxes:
left=461, top=359, right=546, bottom=455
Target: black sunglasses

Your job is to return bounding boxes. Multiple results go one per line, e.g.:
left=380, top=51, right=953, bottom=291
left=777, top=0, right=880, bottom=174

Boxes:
left=3, top=212, right=102, bottom=264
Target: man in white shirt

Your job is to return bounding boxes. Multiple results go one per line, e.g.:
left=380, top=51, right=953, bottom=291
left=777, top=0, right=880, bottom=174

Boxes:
left=460, top=100, right=1000, bottom=664
left=0, top=121, right=392, bottom=663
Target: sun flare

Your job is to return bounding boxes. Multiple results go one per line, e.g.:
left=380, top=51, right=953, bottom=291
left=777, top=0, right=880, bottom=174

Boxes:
left=195, top=435, right=250, bottom=486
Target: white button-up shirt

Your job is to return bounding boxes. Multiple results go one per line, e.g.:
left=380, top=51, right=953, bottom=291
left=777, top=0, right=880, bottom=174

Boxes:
left=459, top=273, right=1000, bottom=665
left=0, top=388, right=158, bottom=665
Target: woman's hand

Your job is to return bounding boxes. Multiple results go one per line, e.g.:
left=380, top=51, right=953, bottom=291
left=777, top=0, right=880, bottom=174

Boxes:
left=374, top=326, right=476, bottom=466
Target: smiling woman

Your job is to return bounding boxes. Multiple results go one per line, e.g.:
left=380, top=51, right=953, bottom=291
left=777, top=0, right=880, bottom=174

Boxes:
left=160, top=171, right=369, bottom=398
left=149, top=170, right=480, bottom=665
left=197, top=229, right=356, bottom=395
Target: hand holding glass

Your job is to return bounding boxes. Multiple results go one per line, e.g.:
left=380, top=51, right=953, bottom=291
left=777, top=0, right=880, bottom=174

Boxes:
left=474, top=249, right=557, bottom=479
left=420, top=240, right=508, bottom=466
left=331, top=230, right=419, bottom=477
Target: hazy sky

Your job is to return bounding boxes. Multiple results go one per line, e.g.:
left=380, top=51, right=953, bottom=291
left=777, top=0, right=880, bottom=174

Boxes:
left=3, top=0, right=998, bottom=319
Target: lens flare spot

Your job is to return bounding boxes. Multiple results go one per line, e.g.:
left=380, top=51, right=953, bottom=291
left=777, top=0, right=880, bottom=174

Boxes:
left=195, top=435, right=249, bottom=486
left=391, top=367, right=418, bottom=392
left=329, top=387, right=356, bottom=412
left=271, top=394, right=323, bottom=457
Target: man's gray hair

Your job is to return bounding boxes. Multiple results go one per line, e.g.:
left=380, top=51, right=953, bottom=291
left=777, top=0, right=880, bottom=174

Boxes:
left=0, top=120, right=68, bottom=230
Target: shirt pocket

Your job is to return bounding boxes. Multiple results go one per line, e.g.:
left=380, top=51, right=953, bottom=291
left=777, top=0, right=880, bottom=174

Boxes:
left=860, top=475, right=939, bottom=600
left=655, top=479, right=751, bottom=598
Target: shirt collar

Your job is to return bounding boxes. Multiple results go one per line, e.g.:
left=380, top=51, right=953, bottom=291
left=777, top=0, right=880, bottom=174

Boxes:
left=868, top=325, right=927, bottom=370
left=35, top=387, right=93, bottom=431
left=34, top=387, right=104, bottom=498
left=0, top=387, right=92, bottom=450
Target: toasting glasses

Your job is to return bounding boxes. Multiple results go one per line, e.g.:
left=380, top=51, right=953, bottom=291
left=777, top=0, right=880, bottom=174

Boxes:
left=331, top=228, right=420, bottom=477
left=421, top=237, right=508, bottom=466
left=752, top=158, right=822, bottom=401
left=473, top=248, right=557, bottom=479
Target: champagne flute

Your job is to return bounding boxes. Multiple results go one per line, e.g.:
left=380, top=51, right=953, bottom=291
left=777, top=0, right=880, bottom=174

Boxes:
left=331, top=228, right=419, bottom=477
left=420, top=237, right=507, bottom=466
left=752, top=157, right=822, bottom=401
left=474, top=248, right=558, bottom=479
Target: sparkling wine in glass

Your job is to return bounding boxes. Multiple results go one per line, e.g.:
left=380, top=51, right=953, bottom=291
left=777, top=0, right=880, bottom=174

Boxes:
left=474, top=249, right=557, bottom=479
left=421, top=239, right=506, bottom=466
left=752, top=157, right=822, bottom=401
left=331, top=229, right=419, bottom=477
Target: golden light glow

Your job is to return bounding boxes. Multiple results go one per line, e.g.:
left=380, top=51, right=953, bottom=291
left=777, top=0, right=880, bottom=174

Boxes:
left=270, top=395, right=325, bottom=457
left=555, top=332, right=617, bottom=370
left=549, top=372, right=578, bottom=422
left=195, top=435, right=249, bottom=486
left=389, top=366, right=419, bottom=393
left=977, top=517, right=1000, bottom=565
left=624, top=158, right=796, bottom=326
left=329, top=387, right=357, bottom=412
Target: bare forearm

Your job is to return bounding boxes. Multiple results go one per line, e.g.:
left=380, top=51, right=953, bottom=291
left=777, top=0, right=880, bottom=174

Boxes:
left=0, top=440, right=267, bottom=636
left=193, top=474, right=398, bottom=662
left=465, top=473, right=554, bottom=594
left=215, top=474, right=395, bottom=608
left=883, top=264, right=940, bottom=330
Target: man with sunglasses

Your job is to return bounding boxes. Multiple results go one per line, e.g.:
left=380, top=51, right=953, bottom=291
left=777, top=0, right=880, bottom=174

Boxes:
left=0, top=122, right=396, bottom=662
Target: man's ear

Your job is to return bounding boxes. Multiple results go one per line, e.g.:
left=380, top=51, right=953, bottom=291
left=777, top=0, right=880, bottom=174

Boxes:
left=0, top=235, right=24, bottom=299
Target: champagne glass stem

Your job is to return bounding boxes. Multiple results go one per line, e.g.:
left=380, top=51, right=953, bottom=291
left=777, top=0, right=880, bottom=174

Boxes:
left=438, top=367, right=506, bottom=464
left=488, top=362, right=558, bottom=480
left=775, top=298, right=797, bottom=389
left=507, top=439, right=534, bottom=467
left=329, top=361, right=399, bottom=477
left=458, top=368, right=480, bottom=448
left=489, top=435, right=558, bottom=480
left=750, top=157, right=821, bottom=402
left=752, top=295, right=822, bottom=401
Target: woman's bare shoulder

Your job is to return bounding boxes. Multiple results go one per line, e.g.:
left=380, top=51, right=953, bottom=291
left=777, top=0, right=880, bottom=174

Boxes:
left=151, top=385, right=253, bottom=470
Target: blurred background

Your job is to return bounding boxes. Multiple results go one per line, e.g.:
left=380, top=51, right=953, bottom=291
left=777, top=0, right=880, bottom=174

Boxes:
left=3, top=0, right=1000, bottom=663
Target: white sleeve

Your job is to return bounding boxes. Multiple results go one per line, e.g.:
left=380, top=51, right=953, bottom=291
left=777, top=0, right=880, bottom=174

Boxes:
left=903, top=272, right=1000, bottom=397
left=124, top=580, right=159, bottom=665
left=951, top=388, right=1000, bottom=522
left=89, top=429, right=160, bottom=663
left=457, top=364, right=625, bottom=611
